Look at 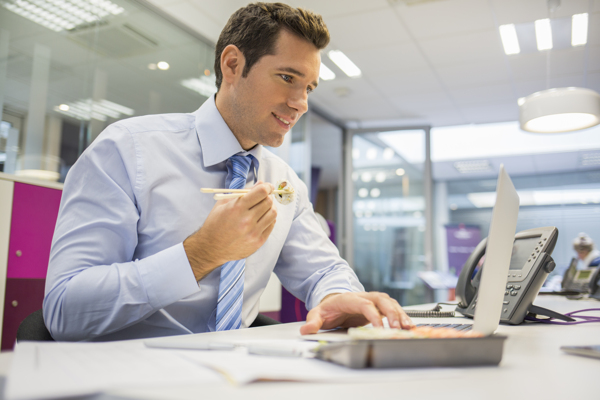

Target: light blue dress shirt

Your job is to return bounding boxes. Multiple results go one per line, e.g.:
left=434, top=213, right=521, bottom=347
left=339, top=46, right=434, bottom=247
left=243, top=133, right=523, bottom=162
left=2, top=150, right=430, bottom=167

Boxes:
left=43, top=95, right=364, bottom=341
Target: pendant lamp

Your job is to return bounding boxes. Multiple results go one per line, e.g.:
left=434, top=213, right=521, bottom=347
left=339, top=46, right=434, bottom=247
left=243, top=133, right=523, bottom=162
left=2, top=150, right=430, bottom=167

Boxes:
left=518, top=0, right=600, bottom=133
left=519, top=87, right=600, bottom=133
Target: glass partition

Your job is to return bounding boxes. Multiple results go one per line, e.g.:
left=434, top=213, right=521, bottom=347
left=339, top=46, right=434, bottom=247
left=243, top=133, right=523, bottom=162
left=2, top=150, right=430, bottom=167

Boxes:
left=350, top=129, right=428, bottom=305
left=431, top=122, right=600, bottom=290
left=0, top=0, right=215, bottom=181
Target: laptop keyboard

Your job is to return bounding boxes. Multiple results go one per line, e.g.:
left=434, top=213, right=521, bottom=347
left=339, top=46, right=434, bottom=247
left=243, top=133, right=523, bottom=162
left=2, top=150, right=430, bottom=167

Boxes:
left=416, top=323, right=473, bottom=331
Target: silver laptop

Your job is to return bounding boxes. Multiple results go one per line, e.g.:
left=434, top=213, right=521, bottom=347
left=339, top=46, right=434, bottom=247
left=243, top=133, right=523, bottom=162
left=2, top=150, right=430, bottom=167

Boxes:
left=471, top=164, right=520, bottom=335
left=307, top=164, right=520, bottom=339
left=417, top=164, right=519, bottom=335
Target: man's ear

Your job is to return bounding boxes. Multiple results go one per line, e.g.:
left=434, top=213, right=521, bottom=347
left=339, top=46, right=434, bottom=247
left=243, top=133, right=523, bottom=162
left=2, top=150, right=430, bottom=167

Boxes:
left=220, top=44, right=245, bottom=86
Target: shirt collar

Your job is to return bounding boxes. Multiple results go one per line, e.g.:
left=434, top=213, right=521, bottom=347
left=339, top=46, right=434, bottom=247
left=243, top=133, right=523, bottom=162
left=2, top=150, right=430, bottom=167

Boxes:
left=194, top=95, right=262, bottom=169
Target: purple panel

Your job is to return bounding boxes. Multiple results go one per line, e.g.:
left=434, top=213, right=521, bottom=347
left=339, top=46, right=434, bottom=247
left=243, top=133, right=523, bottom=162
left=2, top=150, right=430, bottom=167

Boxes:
left=280, top=287, right=308, bottom=323
left=2, top=278, right=46, bottom=350
left=8, top=183, right=62, bottom=279
left=310, top=167, right=321, bottom=205
left=327, top=220, right=336, bottom=245
left=259, top=311, right=280, bottom=322
left=445, top=224, right=481, bottom=277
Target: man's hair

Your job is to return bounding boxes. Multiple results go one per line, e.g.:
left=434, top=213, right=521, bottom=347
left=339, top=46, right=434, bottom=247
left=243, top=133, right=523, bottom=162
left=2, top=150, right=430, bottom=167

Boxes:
left=573, top=233, right=594, bottom=253
left=214, top=2, right=330, bottom=90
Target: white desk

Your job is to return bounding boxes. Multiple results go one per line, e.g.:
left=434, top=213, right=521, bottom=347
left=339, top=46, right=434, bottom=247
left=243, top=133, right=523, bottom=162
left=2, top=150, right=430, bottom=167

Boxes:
left=1, top=296, right=599, bottom=400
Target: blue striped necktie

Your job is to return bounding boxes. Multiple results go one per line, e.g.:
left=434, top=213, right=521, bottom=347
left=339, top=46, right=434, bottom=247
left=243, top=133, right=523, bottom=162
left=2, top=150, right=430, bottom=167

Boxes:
left=216, top=154, right=254, bottom=331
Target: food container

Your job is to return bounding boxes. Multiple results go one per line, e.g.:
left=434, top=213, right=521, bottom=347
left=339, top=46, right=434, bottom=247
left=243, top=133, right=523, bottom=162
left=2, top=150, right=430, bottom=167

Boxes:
left=314, top=335, right=507, bottom=369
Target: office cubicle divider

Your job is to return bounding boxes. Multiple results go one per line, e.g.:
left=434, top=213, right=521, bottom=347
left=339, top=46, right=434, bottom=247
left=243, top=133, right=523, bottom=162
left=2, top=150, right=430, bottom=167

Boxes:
left=0, top=173, right=62, bottom=350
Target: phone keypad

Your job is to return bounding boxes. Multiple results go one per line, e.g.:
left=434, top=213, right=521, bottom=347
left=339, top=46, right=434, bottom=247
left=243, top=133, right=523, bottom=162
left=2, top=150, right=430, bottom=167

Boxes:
left=506, top=283, right=521, bottom=297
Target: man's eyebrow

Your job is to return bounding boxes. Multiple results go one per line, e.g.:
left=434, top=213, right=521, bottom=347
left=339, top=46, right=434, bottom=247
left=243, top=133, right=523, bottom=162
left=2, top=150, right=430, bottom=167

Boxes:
left=278, top=67, right=319, bottom=88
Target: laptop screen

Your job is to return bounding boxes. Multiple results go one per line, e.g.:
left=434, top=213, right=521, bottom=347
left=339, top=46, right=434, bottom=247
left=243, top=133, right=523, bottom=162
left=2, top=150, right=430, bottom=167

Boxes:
left=472, top=165, right=520, bottom=335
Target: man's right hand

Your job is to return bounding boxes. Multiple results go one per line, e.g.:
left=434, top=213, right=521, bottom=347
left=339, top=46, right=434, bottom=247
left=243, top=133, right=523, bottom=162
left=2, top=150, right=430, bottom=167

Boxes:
left=184, top=182, right=277, bottom=281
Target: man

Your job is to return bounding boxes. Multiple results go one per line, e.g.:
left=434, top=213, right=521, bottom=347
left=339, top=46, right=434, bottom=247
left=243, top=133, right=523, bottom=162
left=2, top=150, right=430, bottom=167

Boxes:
left=573, top=233, right=600, bottom=270
left=44, top=2, right=413, bottom=341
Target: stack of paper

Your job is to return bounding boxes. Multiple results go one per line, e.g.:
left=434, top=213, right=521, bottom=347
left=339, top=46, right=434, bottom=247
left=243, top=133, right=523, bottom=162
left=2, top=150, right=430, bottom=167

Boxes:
left=176, top=348, right=461, bottom=385
left=5, top=341, right=223, bottom=400
left=6, top=338, right=463, bottom=399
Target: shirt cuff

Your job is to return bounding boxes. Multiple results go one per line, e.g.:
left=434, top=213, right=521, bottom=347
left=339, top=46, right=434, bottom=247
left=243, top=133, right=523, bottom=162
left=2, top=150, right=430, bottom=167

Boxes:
left=136, top=242, right=200, bottom=309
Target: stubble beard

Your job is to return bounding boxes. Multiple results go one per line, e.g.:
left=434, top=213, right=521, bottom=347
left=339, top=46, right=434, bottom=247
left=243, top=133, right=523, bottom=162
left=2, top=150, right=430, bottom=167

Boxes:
left=229, top=89, right=262, bottom=149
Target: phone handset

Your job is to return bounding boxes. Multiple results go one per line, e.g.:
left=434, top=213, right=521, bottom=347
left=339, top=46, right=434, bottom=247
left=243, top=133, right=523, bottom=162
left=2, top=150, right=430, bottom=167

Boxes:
left=455, top=226, right=574, bottom=324
left=455, top=237, right=488, bottom=310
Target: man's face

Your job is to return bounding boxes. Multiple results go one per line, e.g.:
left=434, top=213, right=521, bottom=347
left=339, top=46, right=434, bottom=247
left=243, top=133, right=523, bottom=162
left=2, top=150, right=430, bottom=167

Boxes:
left=229, top=29, right=320, bottom=149
left=577, top=249, right=590, bottom=260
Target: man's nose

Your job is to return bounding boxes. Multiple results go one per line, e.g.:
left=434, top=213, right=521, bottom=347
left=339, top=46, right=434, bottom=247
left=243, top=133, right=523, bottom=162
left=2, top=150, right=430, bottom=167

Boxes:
left=288, top=90, right=309, bottom=115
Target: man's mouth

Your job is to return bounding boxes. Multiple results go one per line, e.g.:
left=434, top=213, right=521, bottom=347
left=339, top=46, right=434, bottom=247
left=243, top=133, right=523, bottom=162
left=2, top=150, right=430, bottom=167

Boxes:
left=272, top=112, right=291, bottom=126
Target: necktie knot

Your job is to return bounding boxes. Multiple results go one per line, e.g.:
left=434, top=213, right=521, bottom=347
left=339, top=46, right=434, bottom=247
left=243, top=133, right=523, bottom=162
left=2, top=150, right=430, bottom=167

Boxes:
left=228, top=154, right=254, bottom=190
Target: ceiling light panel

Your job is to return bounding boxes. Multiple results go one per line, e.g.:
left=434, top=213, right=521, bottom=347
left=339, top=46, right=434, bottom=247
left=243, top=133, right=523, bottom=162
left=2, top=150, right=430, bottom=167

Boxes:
left=499, top=24, right=520, bottom=55
left=54, top=98, right=133, bottom=121
left=1, top=0, right=125, bottom=32
left=181, top=76, right=217, bottom=98
left=534, top=18, right=553, bottom=51
left=507, top=17, right=574, bottom=55
left=327, top=50, right=361, bottom=78
left=453, top=160, right=491, bottom=173
left=319, top=63, right=335, bottom=81
left=581, top=152, right=600, bottom=166
left=571, top=13, right=588, bottom=46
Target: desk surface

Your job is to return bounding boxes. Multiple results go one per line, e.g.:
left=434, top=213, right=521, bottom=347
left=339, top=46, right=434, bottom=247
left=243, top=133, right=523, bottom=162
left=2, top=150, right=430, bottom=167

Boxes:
left=2, top=296, right=599, bottom=400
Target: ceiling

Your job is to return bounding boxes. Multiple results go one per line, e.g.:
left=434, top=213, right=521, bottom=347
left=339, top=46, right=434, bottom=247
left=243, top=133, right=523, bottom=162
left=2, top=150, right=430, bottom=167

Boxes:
left=1, top=0, right=599, bottom=188
left=0, top=0, right=215, bottom=123
left=145, top=0, right=600, bottom=128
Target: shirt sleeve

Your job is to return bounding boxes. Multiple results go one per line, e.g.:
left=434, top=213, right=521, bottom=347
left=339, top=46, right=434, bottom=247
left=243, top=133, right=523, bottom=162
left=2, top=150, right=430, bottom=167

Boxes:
left=273, top=179, right=364, bottom=310
left=43, top=124, right=200, bottom=341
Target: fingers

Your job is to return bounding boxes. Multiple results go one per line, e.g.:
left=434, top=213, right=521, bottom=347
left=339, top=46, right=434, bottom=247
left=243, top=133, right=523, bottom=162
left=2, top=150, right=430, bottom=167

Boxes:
left=239, top=182, right=273, bottom=209
left=260, top=219, right=277, bottom=242
left=256, top=197, right=277, bottom=227
left=356, top=298, right=385, bottom=328
left=245, top=183, right=277, bottom=232
left=252, top=195, right=275, bottom=223
left=306, top=292, right=415, bottom=335
left=300, top=309, right=324, bottom=335
left=362, top=292, right=414, bottom=329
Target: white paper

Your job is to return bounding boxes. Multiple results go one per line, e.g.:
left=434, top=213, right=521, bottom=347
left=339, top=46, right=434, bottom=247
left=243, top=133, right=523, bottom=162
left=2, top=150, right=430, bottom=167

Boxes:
left=146, top=338, right=320, bottom=357
left=6, top=341, right=224, bottom=400
left=175, top=346, right=462, bottom=385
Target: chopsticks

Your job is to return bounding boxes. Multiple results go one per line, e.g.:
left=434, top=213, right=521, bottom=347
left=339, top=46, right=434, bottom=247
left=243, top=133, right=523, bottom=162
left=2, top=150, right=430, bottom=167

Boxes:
left=201, top=188, right=291, bottom=194
left=201, top=187, right=292, bottom=200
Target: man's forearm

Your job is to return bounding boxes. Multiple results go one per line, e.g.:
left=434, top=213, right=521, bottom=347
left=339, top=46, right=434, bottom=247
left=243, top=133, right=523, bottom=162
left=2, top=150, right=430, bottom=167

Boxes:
left=44, top=243, right=199, bottom=341
left=183, top=230, right=222, bottom=281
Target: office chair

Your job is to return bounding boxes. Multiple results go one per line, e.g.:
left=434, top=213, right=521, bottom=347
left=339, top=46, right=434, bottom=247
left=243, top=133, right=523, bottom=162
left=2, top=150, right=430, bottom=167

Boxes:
left=250, top=313, right=281, bottom=327
left=16, top=309, right=54, bottom=342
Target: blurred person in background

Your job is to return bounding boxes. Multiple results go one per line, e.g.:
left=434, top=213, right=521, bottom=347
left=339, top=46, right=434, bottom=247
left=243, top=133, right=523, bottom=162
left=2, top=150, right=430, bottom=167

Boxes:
left=573, top=233, right=600, bottom=270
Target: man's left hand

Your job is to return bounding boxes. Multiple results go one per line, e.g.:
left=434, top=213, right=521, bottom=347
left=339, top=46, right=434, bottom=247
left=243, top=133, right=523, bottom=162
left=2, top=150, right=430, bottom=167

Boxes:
left=299, top=292, right=415, bottom=335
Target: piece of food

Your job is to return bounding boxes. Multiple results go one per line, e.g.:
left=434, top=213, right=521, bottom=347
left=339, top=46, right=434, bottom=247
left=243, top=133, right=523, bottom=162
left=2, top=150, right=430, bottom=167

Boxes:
left=274, top=179, right=295, bottom=205
left=347, top=326, right=484, bottom=339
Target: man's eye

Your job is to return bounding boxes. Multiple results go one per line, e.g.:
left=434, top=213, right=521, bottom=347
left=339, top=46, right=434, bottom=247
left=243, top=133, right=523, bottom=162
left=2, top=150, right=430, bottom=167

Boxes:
left=307, top=86, right=314, bottom=94
left=281, top=74, right=292, bottom=82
